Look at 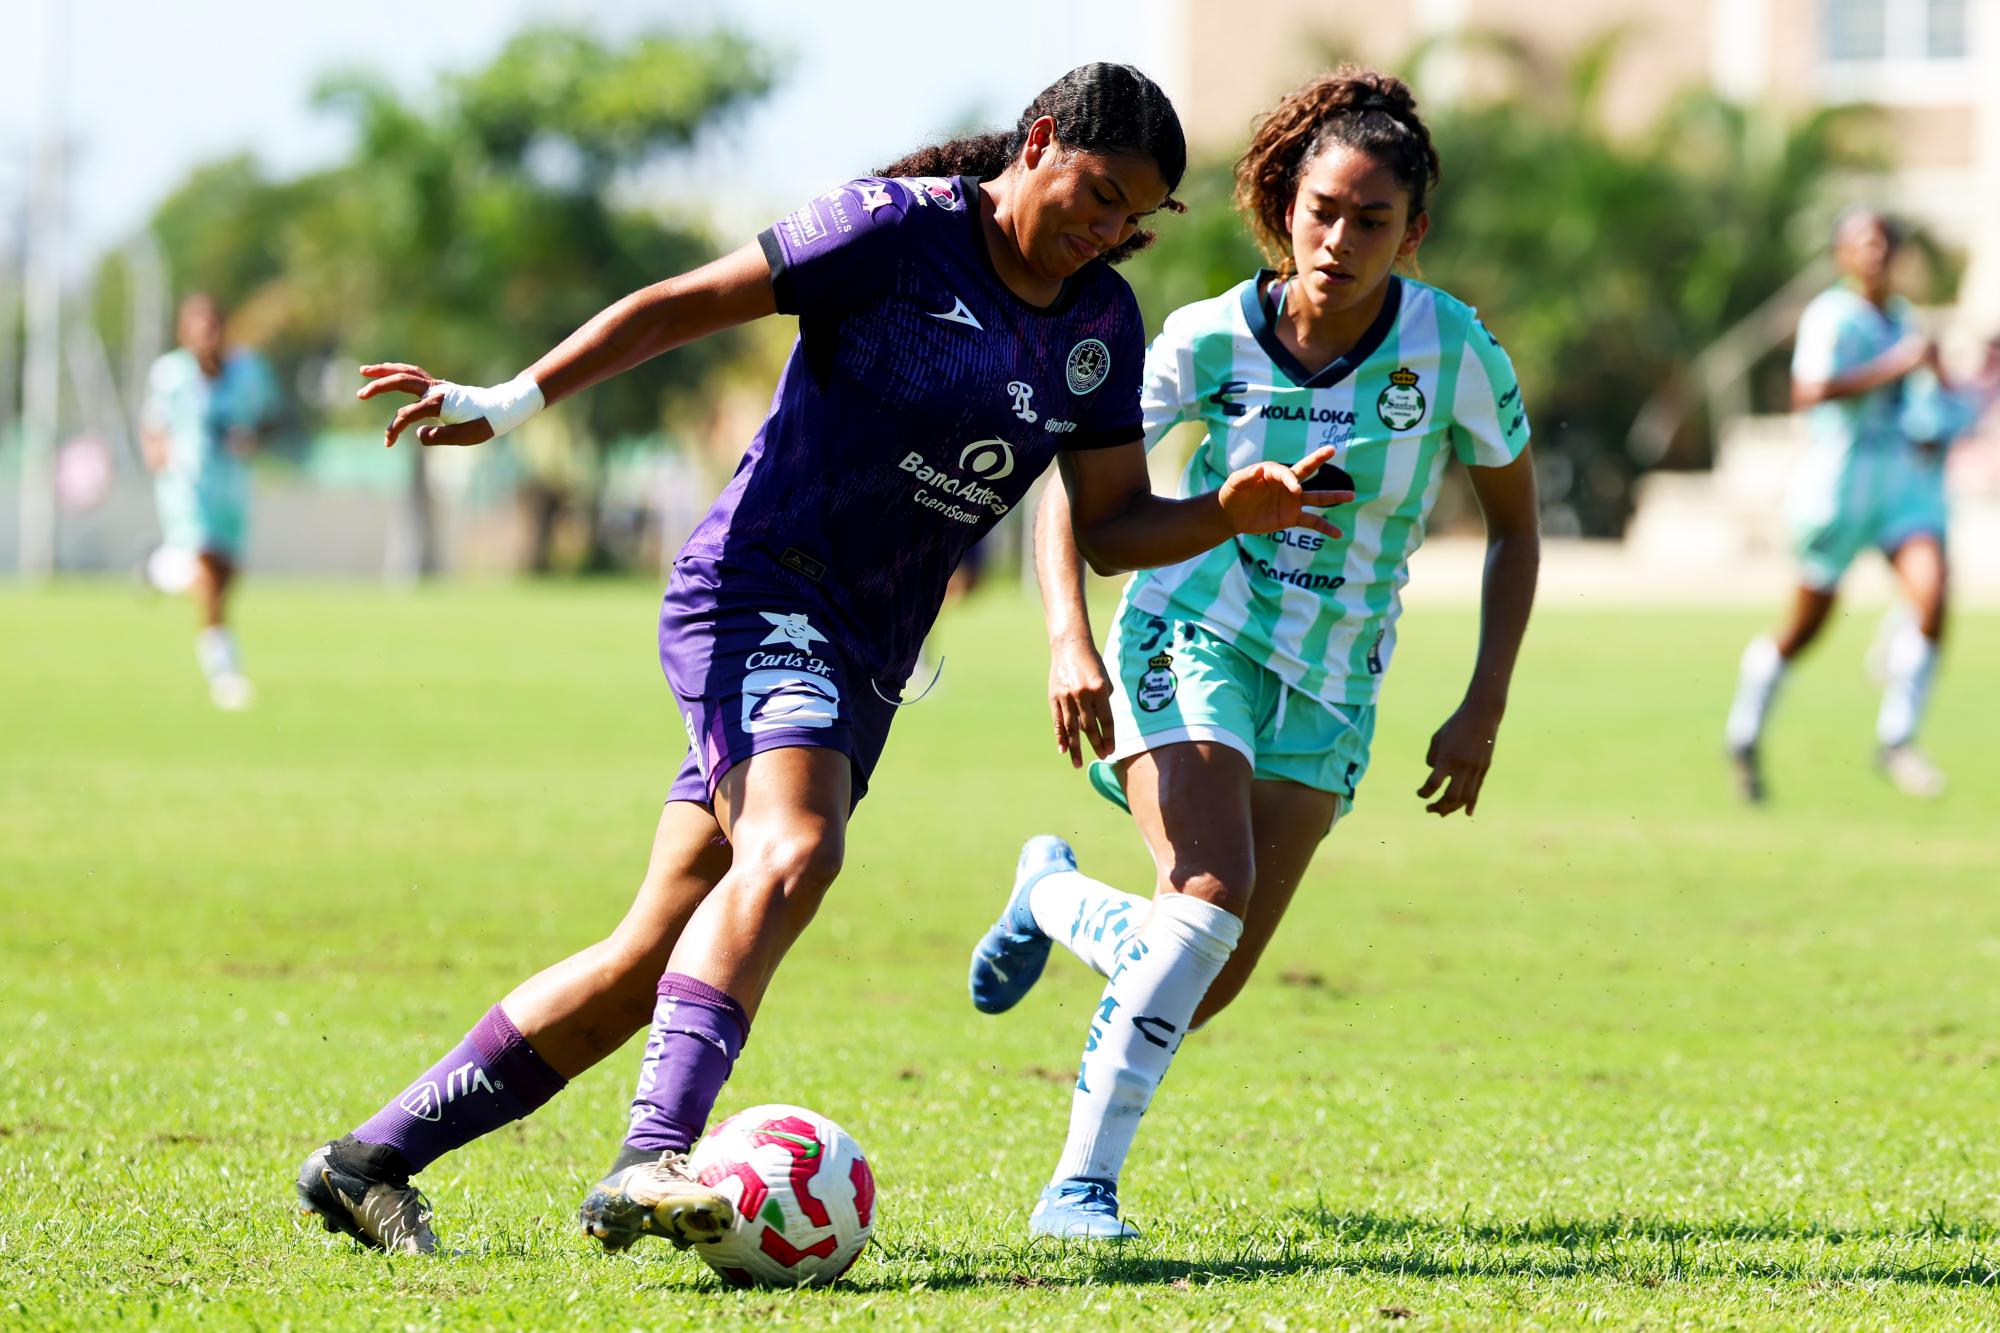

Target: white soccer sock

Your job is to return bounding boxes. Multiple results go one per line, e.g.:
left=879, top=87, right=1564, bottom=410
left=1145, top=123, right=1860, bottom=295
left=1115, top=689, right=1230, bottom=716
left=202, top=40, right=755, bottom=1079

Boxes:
left=1876, top=625, right=1940, bottom=748
left=1029, top=869, right=1150, bottom=977
left=1050, top=893, right=1241, bottom=1186
left=1725, top=635, right=1786, bottom=751
left=195, top=626, right=239, bottom=681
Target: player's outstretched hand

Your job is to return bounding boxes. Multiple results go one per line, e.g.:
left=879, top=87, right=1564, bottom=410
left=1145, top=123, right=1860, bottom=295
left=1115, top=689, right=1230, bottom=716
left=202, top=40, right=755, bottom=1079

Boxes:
left=1218, top=445, right=1354, bottom=540
left=358, top=363, right=496, bottom=449
left=1417, top=701, right=1502, bottom=817
left=1049, top=636, right=1115, bottom=769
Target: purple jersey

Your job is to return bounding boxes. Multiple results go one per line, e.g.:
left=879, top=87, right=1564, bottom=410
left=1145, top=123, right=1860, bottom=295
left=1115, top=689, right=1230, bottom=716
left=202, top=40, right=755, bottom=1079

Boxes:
left=679, top=175, right=1144, bottom=679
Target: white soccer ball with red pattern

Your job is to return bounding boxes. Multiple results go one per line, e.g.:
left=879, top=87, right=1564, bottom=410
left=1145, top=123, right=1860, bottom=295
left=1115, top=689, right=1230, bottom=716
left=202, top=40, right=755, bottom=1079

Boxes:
left=686, top=1103, right=875, bottom=1288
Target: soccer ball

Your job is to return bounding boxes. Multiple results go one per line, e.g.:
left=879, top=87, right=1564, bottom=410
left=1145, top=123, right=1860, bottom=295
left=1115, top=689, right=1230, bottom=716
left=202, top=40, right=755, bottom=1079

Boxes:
left=686, top=1103, right=875, bottom=1287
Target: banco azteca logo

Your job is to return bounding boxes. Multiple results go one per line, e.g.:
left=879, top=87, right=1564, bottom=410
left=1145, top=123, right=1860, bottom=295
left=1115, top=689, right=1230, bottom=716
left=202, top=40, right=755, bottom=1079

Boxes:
left=958, top=438, right=1015, bottom=481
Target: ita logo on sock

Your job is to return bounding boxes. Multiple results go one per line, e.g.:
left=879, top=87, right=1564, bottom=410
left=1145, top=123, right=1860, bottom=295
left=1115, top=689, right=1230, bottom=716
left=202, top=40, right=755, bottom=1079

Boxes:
left=398, top=1062, right=496, bottom=1120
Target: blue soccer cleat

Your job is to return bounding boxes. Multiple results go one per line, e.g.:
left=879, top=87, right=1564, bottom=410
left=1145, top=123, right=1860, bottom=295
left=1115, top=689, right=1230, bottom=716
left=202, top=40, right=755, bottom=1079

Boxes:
left=1029, top=1177, right=1140, bottom=1240
left=967, top=835, right=1076, bottom=1014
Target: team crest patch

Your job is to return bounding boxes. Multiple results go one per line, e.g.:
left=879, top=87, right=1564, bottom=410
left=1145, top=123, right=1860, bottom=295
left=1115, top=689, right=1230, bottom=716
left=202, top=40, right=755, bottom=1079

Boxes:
left=1065, top=338, right=1111, bottom=395
left=1377, top=366, right=1427, bottom=431
left=1135, top=652, right=1178, bottom=713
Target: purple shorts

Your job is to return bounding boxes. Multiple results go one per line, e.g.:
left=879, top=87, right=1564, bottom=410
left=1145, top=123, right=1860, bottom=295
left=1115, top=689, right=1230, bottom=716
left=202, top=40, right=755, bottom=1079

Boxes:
left=661, top=557, right=900, bottom=808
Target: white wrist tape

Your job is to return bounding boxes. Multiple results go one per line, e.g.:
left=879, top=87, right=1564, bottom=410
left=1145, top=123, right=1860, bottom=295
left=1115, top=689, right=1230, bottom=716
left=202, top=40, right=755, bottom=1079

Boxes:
left=433, top=372, right=545, bottom=439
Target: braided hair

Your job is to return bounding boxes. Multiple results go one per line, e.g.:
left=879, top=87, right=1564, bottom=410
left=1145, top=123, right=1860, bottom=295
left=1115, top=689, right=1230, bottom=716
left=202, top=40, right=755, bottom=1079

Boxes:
left=877, top=62, right=1188, bottom=264
left=1235, top=66, right=1440, bottom=275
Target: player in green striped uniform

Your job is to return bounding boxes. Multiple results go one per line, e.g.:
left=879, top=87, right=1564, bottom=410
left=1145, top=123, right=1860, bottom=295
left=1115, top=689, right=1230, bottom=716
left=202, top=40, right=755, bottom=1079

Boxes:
left=966, top=68, right=1540, bottom=1239
left=1724, top=211, right=1959, bottom=801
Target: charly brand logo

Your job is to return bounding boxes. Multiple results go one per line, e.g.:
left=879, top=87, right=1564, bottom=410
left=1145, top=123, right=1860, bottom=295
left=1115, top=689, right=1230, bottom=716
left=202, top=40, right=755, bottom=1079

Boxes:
left=1007, top=380, right=1038, bottom=424
left=1208, top=378, right=1248, bottom=419
left=1065, top=338, right=1110, bottom=394
left=1377, top=366, right=1427, bottom=431
left=855, top=181, right=894, bottom=213
left=1136, top=652, right=1178, bottom=713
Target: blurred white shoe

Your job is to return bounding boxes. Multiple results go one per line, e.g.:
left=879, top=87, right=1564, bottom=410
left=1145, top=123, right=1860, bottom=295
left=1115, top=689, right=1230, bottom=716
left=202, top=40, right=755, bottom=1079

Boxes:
left=210, top=673, right=254, bottom=711
left=1878, top=744, right=1945, bottom=799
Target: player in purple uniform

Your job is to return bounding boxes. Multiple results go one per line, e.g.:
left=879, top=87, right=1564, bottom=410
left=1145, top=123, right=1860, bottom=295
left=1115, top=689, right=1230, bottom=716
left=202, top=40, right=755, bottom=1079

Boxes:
left=295, top=63, right=1356, bottom=1259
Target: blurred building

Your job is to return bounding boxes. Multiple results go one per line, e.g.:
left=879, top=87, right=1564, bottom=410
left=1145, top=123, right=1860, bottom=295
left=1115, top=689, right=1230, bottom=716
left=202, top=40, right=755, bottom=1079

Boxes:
left=1155, top=0, right=1997, bottom=327
left=1151, top=0, right=2000, bottom=590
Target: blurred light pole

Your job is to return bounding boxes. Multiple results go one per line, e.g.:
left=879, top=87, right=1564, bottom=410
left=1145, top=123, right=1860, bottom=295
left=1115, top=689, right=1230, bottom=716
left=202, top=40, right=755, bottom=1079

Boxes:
left=19, top=0, right=67, bottom=580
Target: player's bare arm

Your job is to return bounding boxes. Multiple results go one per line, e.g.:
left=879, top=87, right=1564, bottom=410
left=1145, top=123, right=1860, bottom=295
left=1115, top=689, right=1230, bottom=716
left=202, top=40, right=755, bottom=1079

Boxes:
left=1792, top=333, right=1931, bottom=408
left=1057, top=439, right=1354, bottom=576
left=359, top=241, right=778, bottom=448
left=1034, top=480, right=1114, bottom=767
left=1418, top=447, right=1539, bottom=818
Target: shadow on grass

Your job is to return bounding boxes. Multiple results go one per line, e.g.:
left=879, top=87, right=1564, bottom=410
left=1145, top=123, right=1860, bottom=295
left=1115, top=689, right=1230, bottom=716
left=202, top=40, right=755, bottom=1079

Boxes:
left=851, top=1207, right=2000, bottom=1294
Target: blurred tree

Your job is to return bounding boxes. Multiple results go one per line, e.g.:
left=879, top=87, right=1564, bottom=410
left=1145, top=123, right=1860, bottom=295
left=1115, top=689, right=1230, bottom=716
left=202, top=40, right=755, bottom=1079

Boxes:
left=1124, top=29, right=1890, bottom=537
left=104, top=25, right=775, bottom=573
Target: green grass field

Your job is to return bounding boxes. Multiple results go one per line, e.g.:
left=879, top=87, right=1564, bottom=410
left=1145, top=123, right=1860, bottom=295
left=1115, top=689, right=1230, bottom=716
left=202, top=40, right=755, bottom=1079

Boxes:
left=5, top=579, right=2000, bottom=1329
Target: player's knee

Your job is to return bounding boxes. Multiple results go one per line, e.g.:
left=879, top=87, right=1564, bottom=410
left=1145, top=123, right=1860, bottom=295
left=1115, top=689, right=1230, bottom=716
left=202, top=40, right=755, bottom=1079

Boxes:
left=744, top=830, right=846, bottom=905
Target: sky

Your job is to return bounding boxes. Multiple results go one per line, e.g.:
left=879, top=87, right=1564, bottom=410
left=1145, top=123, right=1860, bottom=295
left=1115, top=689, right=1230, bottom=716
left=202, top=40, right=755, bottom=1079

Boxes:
left=0, top=0, right=1173, bottom=271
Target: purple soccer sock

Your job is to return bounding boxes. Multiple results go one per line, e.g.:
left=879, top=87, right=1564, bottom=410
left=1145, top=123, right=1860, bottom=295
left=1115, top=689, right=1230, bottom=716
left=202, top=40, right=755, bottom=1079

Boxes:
left=623, top=972, right=750, bottom=1156
left=352, top=1004, right=567, bottom=1173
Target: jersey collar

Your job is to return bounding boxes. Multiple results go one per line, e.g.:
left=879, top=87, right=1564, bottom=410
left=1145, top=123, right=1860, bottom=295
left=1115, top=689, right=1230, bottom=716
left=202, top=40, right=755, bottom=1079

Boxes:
left=1242, top=270, right=1402, bottom=388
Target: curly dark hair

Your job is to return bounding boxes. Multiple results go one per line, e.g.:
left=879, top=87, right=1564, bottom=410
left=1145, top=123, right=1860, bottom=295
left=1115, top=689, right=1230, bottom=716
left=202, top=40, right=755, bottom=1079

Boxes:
left=1235, top=66, right=1440, bottom=275
left=876, top=62, right=1187, bottom=264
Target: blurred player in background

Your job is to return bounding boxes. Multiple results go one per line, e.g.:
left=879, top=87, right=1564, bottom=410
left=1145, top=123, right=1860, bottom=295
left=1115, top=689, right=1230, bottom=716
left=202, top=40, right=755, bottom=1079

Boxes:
left=1864, top=335, right=2000, bottom=706
left=140, top=293, right=279, bottom=710
left=1725, top=211, right=1955, bottom=800
left=968, top=67, right=1539, bottom=1239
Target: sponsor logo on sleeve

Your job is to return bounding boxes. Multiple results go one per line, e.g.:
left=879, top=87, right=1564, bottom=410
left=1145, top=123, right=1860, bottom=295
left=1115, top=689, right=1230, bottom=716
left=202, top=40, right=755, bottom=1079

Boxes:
left=1376, top=367, right=1427, bottom=431
left=1065, top=339, right=1111, bottom=395
left=855, top=181, right=894, bottom=213
left=902, top=177, right=964, bottom=211
left=819, top=189, right=855, bottom=235
left=781, top=202, right=827, bottom=248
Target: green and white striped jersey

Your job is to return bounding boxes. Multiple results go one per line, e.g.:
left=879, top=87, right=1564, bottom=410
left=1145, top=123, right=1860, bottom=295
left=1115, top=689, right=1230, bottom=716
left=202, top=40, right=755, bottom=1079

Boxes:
left=1126, top=272, right=1530, bottom=706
